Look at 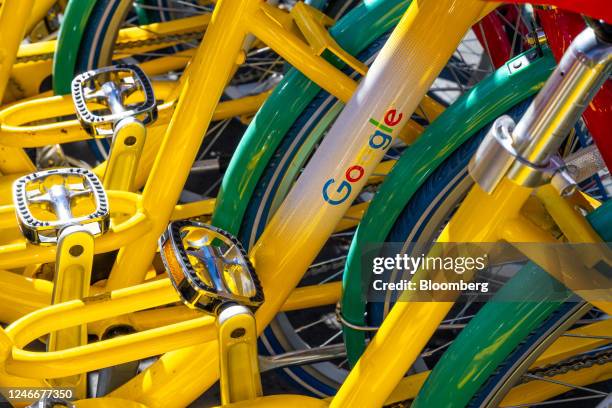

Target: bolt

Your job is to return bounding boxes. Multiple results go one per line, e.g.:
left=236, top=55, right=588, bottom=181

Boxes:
left=230, top=328, right=246, bottom=339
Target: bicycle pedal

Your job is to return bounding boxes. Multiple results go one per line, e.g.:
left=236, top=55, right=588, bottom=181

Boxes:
left=71, top=64, right=157, bottom=137
left=159, top=220, right=264, bottom=314
left=12, top=168, right=109, bottom=245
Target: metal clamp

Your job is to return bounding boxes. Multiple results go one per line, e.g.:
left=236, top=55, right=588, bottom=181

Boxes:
left=71, top=64, right=157, bottom=137
left=159, top=220, right=264, bottom=315
left=12, top=168, right=109, bottom=245
left=468, top=115, right=580, bottom=196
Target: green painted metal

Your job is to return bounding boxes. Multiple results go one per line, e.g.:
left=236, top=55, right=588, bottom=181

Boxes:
left=52, top=0, right=98, bottom=95
left=211, top=0, right=411, bottom=234
left=413, top=199, right=612, bottom=407
left=341, top=49, right=557, bottom=365
left=134, top=0, right=152, bottom=25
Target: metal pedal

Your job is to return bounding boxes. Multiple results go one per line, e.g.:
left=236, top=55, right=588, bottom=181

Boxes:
left=159, top=220, right=264, bottom=404
left=71, top=64, right=157, bottom=137
left=12, top=168, right=109, bottom=245
left=159, top=220, right=264, bottom=314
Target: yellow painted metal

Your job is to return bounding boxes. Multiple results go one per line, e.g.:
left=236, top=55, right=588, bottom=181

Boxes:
left=7, top=279, right=177, bottom=347
left=6, top=315, right=216, bottom=379
left=437, top=179, right=532, bottom=243
left=383, top=371, right=429, bottom=405
left=383, top=318, right=612, bottom=404
left=213, top=395, right=327, bottom=408
left=218, top=306, right=262, bottom=404
left=503, top=193, right=612, bottom=314
left=15, top=38, right=54, bottom=61
left=104, top=120, right=147, bottom=191
left=73, top=398, right=149, bottom=408
left=171, top=198, right=216, bottom=220
left=0, top=279, right=340, bottom=380
left=0, top=269, right=51, bottom=323
left=2, top=277, right=339, bottom=341
left=0, top=92, right=164, bottom=148
left=368, top=160, right=396, bottom=184
left=501, top=362, right=612, bottom=406
left=0, top=85, right=266, bottom=154
left=0, top=0, right=34, bottom=102
left=332, top=301, right=454, bottom=408
left=3, top=60, right=52, bottom=103
left=536, top=185, right=603, bottom=243
left=418, top=95, right=445, bottom=121
left=140, top=50, right=194, bottom=76
left=0, top=280, right=216, bottom=379
left=0, top=145, right=33, bottom=174
left=291, top=2, right=368, bottom=76
left=114, top=14, right=210, bottom=59
left=48, top=228, right=94, bottom=396
left=397, top=119, right=424, bottom=145
left=247, top=3, right=357, bottom=103
left=280, top=281, right=341, bottom=312
left=25, top=0, right=57, bottom=34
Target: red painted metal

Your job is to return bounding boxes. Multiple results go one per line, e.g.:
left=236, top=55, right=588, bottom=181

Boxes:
left=507, top=1, right=611, bottom=23
left=474, top=12, right=512, bottom=68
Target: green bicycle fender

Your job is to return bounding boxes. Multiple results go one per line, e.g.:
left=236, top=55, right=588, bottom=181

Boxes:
left=52, top=0, right=98, bottom=95
left=211, top=0, right=411, bottom=234
left=341, top=48, right=556, bottom=366
left=413, top=199, right=612, bottom=407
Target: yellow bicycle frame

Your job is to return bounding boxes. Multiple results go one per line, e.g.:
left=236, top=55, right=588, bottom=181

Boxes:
left=2, top=0, right=605, bottom=407
left=0, top=0, right=493, bottom=406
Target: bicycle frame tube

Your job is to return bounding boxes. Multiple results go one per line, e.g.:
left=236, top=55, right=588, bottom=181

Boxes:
left=0, top=0, right=36, bottom=174
left=0, top=0, right=34, bottom=102
left=106, top=0, right=494, bottom=406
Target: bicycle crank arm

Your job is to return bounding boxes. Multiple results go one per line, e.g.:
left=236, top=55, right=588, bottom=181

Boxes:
left=159, top=220, right=265, bottom=404
left=12, top=168, right=109, bottom=397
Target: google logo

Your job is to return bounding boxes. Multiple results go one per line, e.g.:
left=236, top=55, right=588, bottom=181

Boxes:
left=322, top=108, right=403, bottom=206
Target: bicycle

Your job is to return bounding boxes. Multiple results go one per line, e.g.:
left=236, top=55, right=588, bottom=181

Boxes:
left=0, top=0, right=498, bottom=404
left=0, top=0, right=604, bottom=404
